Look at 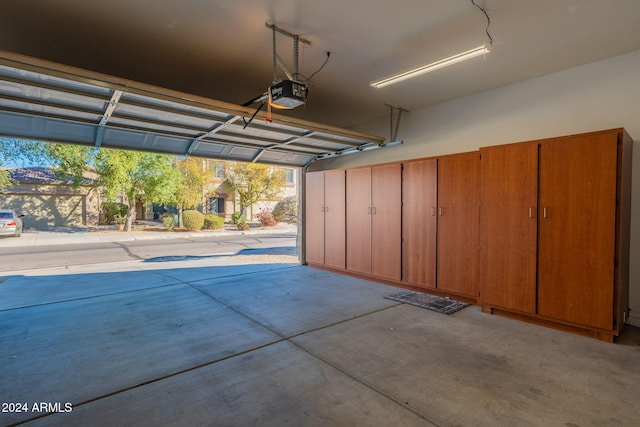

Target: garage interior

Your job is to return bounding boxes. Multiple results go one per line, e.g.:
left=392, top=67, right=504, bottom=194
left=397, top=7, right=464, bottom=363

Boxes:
left=1, top=1, right=640, bottom=426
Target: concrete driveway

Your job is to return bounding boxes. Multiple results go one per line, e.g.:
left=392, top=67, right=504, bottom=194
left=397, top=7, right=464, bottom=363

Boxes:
left=1, top=249, right=640, bottom=426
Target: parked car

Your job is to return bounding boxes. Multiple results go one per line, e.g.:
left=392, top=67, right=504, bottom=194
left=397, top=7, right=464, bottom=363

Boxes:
left=0, top=209, right=24, bottom=237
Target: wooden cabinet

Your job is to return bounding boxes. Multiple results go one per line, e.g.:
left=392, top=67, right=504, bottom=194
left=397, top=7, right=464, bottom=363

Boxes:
left=402, top=159, right=437, bottom=288
left=346, top=164, right=401, bottom=280
left=371, top=164, right=402, bottom=280
left=305, top=171, right=325, bottom=265
left=537, top=133, right=618, bottom=330
left=324, top=171, right=347, bottom=269
left=402, top=154, right=479, bottom=298
left=436, top=153, right=480, bottom=298
left=480, top=129, right=632, bottom=340
left=305, top=170, right=345, bottom=269
left=346, top=168, right=371, bottom=274
left=479, top=142, right=538, bottom=314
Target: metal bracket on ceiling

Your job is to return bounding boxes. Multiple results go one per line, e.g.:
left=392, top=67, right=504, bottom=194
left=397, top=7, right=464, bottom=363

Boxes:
left=313, top=139, right=404, bottom=162
left=302, top=107, right=408, bottom=164
left=95, top=89, right=123, bottom=147
left=251, top=130, right=317, bottom=163
left=265, top=22, right=312, bottom=83
left=185, top=115, right=241, bottom=156
left=386, top=104, right=408, bottom=142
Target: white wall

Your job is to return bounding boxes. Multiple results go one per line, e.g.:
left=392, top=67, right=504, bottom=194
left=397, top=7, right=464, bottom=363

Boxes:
left=314, top=49, right=640, bottom=327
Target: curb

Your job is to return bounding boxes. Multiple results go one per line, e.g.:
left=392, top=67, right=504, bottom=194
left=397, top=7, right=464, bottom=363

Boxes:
left=0, top=225, right=298, bottom=248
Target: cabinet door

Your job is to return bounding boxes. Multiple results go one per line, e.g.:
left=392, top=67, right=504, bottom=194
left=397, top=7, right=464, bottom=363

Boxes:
left=479, top=144, right=538, bottom=313
left=402, top=159, right=437, bottom=288
left=437, top=153, right=480, bottom=297
left=371, top=164, right=402, bottom=280
left=324, top=170, right=346, bottom=269
left=538, top=134, right=618, bottom=329
left=305, top=171, right=325, bottom=264
left=346, top=168, right=372, bottom=274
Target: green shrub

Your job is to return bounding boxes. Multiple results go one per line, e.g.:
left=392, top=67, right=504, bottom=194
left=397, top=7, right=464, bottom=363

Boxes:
left=162, top=213, right=176, bottom=231
left=182, top=210, right=205, bottom=231
left=102, top=202, right=128, bottom=224
left=231, top=211, right=246, bottom=225
left=272, top=196, right=297, bottom=223
left=203, top=213, right=225, bottom=230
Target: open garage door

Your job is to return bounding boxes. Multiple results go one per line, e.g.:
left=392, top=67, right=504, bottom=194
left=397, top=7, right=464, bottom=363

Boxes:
left=0, top=50, right=385, bottom=167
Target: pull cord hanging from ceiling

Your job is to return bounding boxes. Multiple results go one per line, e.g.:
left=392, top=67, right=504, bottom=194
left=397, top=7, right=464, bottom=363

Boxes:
left=470, top=0, right=493, bottom=46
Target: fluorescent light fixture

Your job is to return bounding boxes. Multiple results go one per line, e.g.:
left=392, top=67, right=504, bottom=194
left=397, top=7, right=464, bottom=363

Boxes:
left=370, top=44, right=490, bottom=88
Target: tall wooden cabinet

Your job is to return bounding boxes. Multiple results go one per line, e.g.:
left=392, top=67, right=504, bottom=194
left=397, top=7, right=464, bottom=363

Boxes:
left=402, top=159, right=438, bottom=288
left=537, top=133, right=619, bottom=330
left=480, top=129, right=632, bottom=341
left=346, top=164, right=402, bottom=280
left=401, top=155, right=479, bottom=297
left=345, top=168, right=371, bottom=274
left=479, top=142, right=538, bottom=314
left=436, top=153, right=480, bottom=298
left=305, top=170, right=346, bottom=269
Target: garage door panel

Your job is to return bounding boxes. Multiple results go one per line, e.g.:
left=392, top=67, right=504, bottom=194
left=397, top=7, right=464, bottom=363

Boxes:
left=0, top=111, right=96, bottom=145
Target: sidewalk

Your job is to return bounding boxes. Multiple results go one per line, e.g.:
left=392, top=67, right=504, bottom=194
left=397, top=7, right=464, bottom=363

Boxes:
left=0, top=222, right=298, bottom=248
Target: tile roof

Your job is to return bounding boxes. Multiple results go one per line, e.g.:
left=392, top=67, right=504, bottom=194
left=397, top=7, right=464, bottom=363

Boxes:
left=8, top=167, right=93, bottom=184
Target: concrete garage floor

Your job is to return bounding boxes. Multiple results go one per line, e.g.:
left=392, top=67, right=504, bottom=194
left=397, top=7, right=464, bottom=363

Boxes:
left=1, top=254, right=639, bottom=426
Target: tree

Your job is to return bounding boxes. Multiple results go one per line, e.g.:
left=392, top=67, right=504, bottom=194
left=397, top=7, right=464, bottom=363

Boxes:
left=173, top=157, right=215, bottom=227
left=96, top=149, right=181, bottom=231
left=0, top=138, right=43, bottom=192
left=223, top=162, right=285, bottom=216
left=0, top=138, right=17, bottom=192
left=45, top=144, right=96, bottom=188
left=0, top=138, right=93, bottom=192
left=0, top=138, right=50, bottom=167
left=0, top=168, right=12, bottom=193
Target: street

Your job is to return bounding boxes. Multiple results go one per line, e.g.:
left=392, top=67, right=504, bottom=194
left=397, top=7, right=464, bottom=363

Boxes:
left=0, top=233, right=297, bottom=272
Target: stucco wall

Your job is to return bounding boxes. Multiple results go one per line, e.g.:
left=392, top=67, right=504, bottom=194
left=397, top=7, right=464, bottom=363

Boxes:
left=312, top=49, right=640, bottom=327
left=1, top=183, right=99, bottom=227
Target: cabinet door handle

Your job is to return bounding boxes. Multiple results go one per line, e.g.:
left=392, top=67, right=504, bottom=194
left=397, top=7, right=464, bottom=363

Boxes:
left=431, top=207, right=436, bottom=216
left=367, top=207, right=371, bottom=214
left=543, top=207, right=548, bottom=218
left=529, top=207, right=536, bottom=218
left=439, top=207, right=443, bottom=216
left=325, top=206, right=329, bottom=213
left=371, top=207, right=376, bottom=215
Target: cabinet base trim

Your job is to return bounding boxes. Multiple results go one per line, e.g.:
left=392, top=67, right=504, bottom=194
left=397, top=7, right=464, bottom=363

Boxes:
left=483, top=305, right=618, bottom=343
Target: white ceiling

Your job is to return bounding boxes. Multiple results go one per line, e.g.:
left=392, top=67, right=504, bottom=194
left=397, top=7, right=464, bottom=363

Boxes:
left=1, top=0, right=640, bottom=129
